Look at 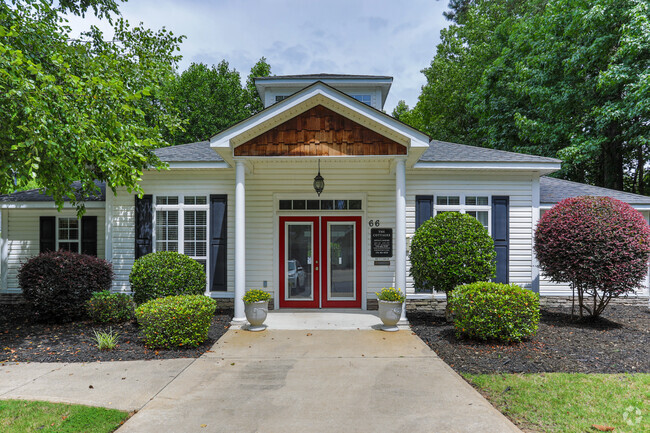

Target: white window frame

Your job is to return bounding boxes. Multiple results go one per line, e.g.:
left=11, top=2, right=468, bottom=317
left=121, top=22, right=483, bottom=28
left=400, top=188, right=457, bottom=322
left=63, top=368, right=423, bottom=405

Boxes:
left=57, top=217, right=81, bottom=253
left=434, top=195, right=491, bottom=234
left=350, top=94, right=371, bottom=105
left=153, top=195, right=210, bottom=274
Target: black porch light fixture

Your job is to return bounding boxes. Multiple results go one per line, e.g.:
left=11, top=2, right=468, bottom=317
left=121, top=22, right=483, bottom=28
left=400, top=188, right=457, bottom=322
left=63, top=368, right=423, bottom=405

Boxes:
left=313, top=159, right=325, bottom=196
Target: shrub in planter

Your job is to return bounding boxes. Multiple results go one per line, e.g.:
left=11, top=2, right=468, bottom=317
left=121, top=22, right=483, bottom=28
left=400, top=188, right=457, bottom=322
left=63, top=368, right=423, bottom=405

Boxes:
left=86, top=290, right=135, bottom=323
left=18, top=250, right=113, bottom=322
left=449, top=282, right=540, bottom=343
left=135, top=295, right=217, bottom=348
left=535, top=196, right=650, bottom=318
left=129, top=251, right=206, bottom=305
left=409, top=212, right=496, bottom=320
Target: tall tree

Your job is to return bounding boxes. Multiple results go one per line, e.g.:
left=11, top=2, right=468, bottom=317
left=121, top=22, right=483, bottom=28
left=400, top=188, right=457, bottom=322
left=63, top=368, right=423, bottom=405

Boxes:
left=0, top=0, right=184, bottom=211
left=164, top=58, right=271, bottom=144
left=472, top=0, right=650, bottom=190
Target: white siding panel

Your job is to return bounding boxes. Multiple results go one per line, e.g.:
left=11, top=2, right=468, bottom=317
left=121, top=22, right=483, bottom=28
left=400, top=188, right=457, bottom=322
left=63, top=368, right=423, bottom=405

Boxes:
left=4, top=209, right=105, bottom=293
left=110, top=169, right=235, bottom=293
left=406, top=171, right=535, bottom=293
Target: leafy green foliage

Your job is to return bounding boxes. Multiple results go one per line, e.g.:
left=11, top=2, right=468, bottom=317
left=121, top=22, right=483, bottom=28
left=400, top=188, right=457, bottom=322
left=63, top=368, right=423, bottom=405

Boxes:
left=93, top=328, right=119, bottom=351
left=375, top=287, right=406, bottom=303
left=449, top=282, right=540, bottom=343
left=535, top=196, right=650, bottom=318
left=86, top=290, right=135, bottom=323
left=409, top=212, right=496, bottom=296
left=408, top=0, right=650, bottom=193
left=135, top=295, right=217, bottom=348
left=129, top=251, right=206, bottom=305
left=18, top=250, right=113, bottom=323
left=164, top=58, right=271, bottom=144
left=242, top=289, right=272, bottom=304
left=0, top=0, right=184, bottom=213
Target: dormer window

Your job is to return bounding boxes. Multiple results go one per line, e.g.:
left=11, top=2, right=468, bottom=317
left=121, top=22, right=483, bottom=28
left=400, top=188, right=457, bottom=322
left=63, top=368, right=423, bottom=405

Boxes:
left=275, top=95, right=289, bottom=103
left=351, top=94, right=371, bottom=105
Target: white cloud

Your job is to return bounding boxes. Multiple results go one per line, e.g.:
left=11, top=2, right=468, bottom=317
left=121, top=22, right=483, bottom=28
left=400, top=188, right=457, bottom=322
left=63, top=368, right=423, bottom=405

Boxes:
left=64, top=0, right=450, bottom=112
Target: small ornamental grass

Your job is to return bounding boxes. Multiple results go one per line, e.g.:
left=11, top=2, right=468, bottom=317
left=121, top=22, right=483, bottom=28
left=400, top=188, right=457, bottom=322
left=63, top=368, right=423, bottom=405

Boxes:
left=93, top=328, right=119, bottom=351
left=135, top=295, right=217, bottom=348
left=242, top=289, right=272, bottom=304
left=129, top=251, right=206, bottom=305
left=86, top=290, right=135, bottom=323
left=375, top=287, right=406, bottom=303
left=449, top=282, right=540, bottom=343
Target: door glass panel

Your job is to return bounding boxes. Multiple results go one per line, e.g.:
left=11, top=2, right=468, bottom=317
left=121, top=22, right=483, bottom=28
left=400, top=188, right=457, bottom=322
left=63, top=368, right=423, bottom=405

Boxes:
left=286, top=223, right=313, bottom=300
left=329, top=223, right=355, bottom=299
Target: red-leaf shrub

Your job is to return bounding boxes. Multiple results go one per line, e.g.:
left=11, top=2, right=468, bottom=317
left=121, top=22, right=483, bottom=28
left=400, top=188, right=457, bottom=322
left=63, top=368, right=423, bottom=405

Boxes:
left=535, top=196, right=650, bottom=318
left=18, top=250, right=114, bottom=322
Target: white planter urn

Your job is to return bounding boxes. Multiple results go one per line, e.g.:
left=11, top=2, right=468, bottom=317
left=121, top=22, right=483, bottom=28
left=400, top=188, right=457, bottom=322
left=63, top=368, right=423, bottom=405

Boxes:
left=378, top=300, right=403, bottom=332
left=244, top=300, right=269, bottom=332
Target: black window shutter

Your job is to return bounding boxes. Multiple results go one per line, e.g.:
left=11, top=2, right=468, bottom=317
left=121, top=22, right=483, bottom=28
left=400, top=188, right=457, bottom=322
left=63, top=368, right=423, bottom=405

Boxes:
left=492, top=196, right=509, bottom=283
left=134, top=195, right=153, bottom=259
left=39, top=216, right=56, bottom=253
left=415, top=195, right=433, bottom=229
left=81, top=216, right=98, bottom=256
left=209, top=194, right=227, bottom=292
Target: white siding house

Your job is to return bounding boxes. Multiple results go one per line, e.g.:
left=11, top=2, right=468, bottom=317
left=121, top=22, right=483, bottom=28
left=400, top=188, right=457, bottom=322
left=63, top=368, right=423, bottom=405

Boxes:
left=1, top=74, right=649, bottom=319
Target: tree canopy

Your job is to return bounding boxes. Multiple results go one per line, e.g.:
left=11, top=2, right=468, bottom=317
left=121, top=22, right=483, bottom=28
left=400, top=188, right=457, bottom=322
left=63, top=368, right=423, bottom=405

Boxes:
left=163, top=58, right=271, bottom=145
left=405, top=0, right=650, bottom=193
left=1, top=0, right=184, bottom=211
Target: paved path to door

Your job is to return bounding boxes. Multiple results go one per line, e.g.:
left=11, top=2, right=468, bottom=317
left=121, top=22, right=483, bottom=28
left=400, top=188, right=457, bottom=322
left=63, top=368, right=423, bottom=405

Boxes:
left=116, top=329, right=521, bottom=433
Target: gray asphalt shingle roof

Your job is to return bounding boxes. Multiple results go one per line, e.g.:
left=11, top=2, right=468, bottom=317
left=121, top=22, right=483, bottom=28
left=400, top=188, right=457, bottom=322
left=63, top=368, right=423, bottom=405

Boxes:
left=154, top=141, right=223, bottom=162
left=419, top=140, right=561, bottom=163
left=540, top=176, right=650, bottom=204
left=0, top=180, right=106, bottom=202
left=255, top=74, right=393, bottom=80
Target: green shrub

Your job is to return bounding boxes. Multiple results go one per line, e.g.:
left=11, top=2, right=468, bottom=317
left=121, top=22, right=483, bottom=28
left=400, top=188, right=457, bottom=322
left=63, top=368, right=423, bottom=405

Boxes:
left=375, top=287, right=405, bottom=303
left=86, top=290, right=135, bottom=323
left=409, top=212, right=496, bottom=319
left=242, top=289, right=272, bottom=304
left=129, top=251, right=206, bottom=305
left=135, top=295, right=217, bottom=348
left=93, top=328, right=120, bottom=351
left=449, top=282, right=540, bottom=343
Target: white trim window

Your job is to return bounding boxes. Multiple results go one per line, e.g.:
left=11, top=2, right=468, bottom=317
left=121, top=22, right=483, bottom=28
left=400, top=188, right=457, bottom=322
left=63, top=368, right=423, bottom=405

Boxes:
left=154, top=195, right=209, bottom=271
left=350, top=94, right=371, bottom=105
left=58, top=217, right=80, bottom=252
left=435, top=195, right=491, bottom=233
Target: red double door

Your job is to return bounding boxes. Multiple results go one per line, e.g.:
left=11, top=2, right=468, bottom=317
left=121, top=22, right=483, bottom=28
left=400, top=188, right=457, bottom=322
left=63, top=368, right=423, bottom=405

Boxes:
left=279, top=216, right=362, bottom=308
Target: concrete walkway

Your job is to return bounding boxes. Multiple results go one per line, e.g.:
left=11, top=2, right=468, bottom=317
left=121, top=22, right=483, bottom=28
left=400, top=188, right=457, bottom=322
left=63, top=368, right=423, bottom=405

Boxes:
left=117, top=329, right=520, bottom=433
left=1, top=323, right=521, bottom=432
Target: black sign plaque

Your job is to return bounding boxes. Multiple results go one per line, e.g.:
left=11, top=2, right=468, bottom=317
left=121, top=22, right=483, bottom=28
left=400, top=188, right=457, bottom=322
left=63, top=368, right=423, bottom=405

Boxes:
left=371, top=228, right=393, bottom=258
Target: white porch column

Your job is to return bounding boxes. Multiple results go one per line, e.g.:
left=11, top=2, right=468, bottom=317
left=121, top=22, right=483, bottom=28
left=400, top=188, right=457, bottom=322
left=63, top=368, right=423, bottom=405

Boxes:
left=395, top=157, right=408, bottom=324
left=233, top=160, right=246, bottom=323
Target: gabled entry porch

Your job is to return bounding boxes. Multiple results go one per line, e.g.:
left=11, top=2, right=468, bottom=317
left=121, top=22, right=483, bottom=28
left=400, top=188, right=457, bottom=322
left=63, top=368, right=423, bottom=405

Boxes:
left=209, top=83, right=431, bottom=324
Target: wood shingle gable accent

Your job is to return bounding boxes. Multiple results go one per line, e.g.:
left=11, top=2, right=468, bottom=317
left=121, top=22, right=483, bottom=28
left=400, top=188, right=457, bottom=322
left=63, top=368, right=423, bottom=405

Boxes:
left=234, top=105, right=407, bottom=157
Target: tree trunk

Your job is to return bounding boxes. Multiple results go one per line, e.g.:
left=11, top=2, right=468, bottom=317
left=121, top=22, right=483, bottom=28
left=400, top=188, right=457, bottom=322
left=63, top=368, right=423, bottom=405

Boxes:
left=601, top=127, right=624, bottom=191
left=637, top=147, right=645, bottom=195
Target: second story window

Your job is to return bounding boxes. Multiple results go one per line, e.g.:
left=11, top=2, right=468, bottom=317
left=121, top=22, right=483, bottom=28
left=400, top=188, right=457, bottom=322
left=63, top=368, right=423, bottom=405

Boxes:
left=351, top=94, right=371, bottom=105
left=275, top=95, right=288, bottom=103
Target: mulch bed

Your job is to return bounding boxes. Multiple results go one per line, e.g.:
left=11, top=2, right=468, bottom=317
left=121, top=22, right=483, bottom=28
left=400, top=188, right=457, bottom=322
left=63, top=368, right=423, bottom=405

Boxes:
left=0, top=304, right=232, bottom=363
left=409, top=305, right=650, bottom=374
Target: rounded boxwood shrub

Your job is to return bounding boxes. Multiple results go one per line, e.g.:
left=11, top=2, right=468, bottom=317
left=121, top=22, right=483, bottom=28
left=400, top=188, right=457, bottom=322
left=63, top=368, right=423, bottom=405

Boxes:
left=18, top=250, right=114, bottom=322
left=535, top=196, right=650, bottom=318
left=409, top=212, right=496, bottom=319
left=135, top=295, right=217, bottom=348
left=86, top=290, right=135, bottom=323
left=129, top=251, right=206, bottom=305
left=449, top=282, right=540, bottom=343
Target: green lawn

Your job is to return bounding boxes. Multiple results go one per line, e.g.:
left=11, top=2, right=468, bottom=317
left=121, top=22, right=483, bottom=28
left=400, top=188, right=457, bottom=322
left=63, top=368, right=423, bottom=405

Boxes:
left=464, top=373, right=649, bottom=433
left=0, top=399, right=129, bottom=433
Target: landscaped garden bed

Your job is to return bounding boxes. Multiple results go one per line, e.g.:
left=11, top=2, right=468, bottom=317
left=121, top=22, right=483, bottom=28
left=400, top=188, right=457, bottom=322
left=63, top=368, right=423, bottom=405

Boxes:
left=409, top=305, right=650, bottom=374
left=0, top=303, right=232, bottom=363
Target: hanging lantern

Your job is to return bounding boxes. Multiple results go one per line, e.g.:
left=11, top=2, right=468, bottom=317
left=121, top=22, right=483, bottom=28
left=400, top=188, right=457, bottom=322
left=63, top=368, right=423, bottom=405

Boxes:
left=313, top=159, right=325, bottom=196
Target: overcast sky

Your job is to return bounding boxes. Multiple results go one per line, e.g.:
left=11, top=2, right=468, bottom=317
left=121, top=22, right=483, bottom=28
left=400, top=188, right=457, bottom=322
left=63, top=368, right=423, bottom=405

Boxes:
left=66, top=0, right=451, bottom=112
